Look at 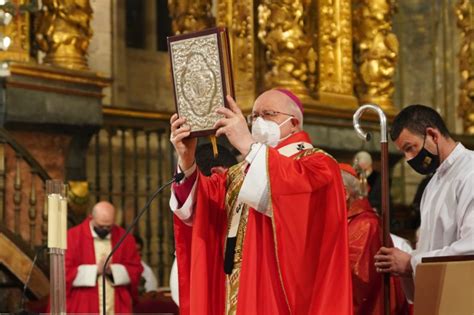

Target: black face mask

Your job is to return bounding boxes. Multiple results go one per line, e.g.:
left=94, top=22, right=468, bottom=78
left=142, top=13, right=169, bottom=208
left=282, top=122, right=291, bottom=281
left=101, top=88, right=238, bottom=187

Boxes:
left=94, top=226, right=111, bottom=239
left=407, top=135, right=440, bottom=175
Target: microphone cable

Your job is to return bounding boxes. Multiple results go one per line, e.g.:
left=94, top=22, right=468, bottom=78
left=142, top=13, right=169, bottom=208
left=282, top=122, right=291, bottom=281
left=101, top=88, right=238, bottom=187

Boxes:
left=101, top=172, right=184, bottom=315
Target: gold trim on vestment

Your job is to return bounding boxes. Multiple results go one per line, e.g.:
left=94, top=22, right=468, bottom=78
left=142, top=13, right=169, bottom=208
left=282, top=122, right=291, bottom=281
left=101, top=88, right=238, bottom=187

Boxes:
left=223, top=147, right=334, bottom=314
left=224, top=162, right=247, bottom=315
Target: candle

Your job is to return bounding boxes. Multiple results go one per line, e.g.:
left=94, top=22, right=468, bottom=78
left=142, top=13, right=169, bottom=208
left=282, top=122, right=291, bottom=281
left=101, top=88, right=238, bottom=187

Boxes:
left=47, top=194, right=61, bottom=248
left=60, top=197, right=68, bottom=250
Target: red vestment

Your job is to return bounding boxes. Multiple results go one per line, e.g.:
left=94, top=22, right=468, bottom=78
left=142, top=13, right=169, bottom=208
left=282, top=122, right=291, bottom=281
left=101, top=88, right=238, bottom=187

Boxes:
left=174, top=131, right=353, bottom=315
left=65, top=217, right=143, bottom=314
left=348, top=198, right=409, bottom=315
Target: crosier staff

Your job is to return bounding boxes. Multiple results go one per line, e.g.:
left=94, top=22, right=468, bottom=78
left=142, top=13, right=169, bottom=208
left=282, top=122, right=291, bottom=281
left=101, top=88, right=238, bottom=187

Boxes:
left=353, top=104, right=391, bottom=315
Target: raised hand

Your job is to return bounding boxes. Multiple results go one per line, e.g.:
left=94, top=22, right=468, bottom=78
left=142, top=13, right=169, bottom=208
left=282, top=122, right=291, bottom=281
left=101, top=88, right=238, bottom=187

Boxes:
left=170, top=114, right=197, bottom=171
left=214, top=95, right=254, bottom=156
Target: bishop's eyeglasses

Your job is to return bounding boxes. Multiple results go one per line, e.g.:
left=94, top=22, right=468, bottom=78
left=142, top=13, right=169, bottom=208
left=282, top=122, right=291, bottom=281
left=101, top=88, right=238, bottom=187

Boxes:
left=246, top=110, right=294, bottom=125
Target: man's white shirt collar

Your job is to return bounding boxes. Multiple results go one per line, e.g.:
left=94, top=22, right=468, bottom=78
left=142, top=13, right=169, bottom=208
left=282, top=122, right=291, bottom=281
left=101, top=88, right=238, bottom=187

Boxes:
left=436, top=143, right=464, bottom=176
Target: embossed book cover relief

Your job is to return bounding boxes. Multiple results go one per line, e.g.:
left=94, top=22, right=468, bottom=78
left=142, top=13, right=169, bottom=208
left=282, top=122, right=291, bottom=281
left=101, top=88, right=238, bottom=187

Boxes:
left=168, top=27, right=234, bottom=137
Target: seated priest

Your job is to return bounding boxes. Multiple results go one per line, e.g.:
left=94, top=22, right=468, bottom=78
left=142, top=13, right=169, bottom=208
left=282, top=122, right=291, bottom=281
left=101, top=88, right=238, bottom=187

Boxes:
left=340, top=163, right=409, bottom=315
left=353, top=150, right=382, bottom=211
left=169, top=89, right=352, bottom=315
left=65, top=201, right=143, bottom=313
left=134, top=234, right=158, bottom=294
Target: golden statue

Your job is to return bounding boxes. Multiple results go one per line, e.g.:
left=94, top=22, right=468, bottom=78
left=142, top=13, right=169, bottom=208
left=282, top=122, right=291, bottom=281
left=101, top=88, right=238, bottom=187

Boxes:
left=353, top=0, right=399, bottom=112
left=456, top=0, right=474, bottom=134
left=359, top=32, right=398, bottom=103
left=67, top=181, right=90, bottom=216
left=35, top=0, right=93, bottom=70
left=168, top=0, right=214, bottom=34
left=257, top=0, right=315, bottom=95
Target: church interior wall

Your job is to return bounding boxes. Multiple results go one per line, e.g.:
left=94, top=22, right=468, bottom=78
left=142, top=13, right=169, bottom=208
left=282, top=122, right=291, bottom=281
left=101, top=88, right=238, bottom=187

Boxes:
left=0, top=0, right=473, bottom=310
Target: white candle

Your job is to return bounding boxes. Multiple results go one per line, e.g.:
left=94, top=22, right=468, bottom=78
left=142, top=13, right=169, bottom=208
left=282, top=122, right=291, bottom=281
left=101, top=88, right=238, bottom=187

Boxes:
left=47, top=194, right=60, bottom=248
left=60, top=198, right=68, bottom=250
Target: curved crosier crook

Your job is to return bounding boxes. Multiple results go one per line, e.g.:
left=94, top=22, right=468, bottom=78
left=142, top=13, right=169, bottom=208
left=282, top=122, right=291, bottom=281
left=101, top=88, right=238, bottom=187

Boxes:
left=353, top=104, right=387, bottom=143
left=353, top=104, right=391, bottom=315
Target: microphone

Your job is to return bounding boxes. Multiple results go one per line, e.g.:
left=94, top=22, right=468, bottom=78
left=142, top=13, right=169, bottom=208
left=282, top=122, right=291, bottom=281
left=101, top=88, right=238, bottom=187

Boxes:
left=101, top=172, right=184, bottom=315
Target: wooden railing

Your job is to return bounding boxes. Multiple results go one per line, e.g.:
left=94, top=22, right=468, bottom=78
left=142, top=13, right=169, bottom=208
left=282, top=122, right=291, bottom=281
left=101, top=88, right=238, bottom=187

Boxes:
left=0, top=128, right=52, bottom=310
left=89, top=106, right=175, bottom=287
left=0, top=128, right=51, bottom=247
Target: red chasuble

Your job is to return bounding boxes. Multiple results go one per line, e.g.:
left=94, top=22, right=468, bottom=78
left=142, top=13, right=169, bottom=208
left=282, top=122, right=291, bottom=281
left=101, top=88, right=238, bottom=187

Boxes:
left=174, top=131, right=353, bottom=315
left=348, top=198, right=409, bottom=315
left=65, top=217, right=143, bottom=314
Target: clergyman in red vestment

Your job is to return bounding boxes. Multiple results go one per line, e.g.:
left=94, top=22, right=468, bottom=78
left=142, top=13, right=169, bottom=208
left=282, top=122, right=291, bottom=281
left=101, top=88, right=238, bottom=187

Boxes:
left=169, top=89, right=352, bottom=315
left=340, top=163, right=409, bottom=315
left=65, top=201, right=143, bottom=314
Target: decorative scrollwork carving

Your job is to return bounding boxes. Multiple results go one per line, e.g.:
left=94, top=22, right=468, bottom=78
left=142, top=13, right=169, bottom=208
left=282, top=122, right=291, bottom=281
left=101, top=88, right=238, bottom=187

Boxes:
left=456, top=0, right=474, bottom=134
left=353, top=0, right=399, bottom=111
left=257, top=0, right=315, bottom=95
left=217, top=0, right=257, bottom=110
left=168, top=0, right=214, bottom=34
left=318, top=0, right=354, bottom=96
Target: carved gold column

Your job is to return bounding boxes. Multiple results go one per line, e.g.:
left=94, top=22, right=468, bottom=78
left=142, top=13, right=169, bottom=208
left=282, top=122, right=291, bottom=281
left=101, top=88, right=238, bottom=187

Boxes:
left=217, top=0, right=257, bottom=111
left=35, top=0, right=93, bottom=70
left=0, top=0, right=30, bottom=62
left=168, top=0, right=214, bottom=35
left=317, top=0, right=357, bottom=108
left=353, top=0, right=399, bottom=114
left=257, top=0, right=316, bottom=97
left=456, top=0, right=474, bottom=134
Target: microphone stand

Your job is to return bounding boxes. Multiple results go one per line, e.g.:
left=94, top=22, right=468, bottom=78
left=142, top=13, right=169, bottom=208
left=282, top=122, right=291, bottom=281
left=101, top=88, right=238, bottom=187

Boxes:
left=101, top=172, right=184, bottom=315
left=17, top=245, right=47, bottom=315
left=353, top=104, right=391, bottom=315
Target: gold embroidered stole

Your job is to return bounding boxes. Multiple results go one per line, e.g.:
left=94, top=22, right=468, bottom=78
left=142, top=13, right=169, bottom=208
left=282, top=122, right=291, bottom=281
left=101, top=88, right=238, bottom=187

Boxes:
left=224, top=161, right=248, bottom=315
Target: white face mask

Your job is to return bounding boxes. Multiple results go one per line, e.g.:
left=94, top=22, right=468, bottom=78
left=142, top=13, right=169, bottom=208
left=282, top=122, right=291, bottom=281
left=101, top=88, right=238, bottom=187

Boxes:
left=251, top=117, right=293, bottom=147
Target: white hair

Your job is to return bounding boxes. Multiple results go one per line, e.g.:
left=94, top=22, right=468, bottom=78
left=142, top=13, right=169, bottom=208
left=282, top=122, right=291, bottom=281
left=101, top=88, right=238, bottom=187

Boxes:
left=341, top=171, right=363, bottom=199
left=354, top=151, right=372, bottom=167
left=285, top=98, right=303, bottom=129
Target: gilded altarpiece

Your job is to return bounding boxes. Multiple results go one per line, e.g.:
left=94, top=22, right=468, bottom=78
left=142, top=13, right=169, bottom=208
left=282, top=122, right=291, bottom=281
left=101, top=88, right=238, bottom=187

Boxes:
left=168, top=0, right=401, bottom=116
left=214, top=0, right=365, bottom=113
left=257, top=0, right=315, bottom=97
left=0, top=0, right=30, bottom=63
left=168, top=0, right=214, bottom=35
left=353, top=0, right=399, bottom=115
left=456, top=0, right=474, bottom=134
left=316, top=0, right=358, bottom=109
left=35, top=0, right=93, bottom=70
left=217, top=0, right=257, bottom=110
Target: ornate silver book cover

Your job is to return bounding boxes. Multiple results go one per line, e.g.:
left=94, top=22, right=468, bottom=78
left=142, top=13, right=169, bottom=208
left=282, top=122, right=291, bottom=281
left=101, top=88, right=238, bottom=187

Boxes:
left=168, top=28, right=233, bottom=137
